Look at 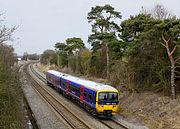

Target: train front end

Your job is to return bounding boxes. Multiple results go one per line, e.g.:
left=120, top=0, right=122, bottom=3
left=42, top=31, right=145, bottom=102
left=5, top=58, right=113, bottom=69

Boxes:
left=96, top=90, right=119, bottom=116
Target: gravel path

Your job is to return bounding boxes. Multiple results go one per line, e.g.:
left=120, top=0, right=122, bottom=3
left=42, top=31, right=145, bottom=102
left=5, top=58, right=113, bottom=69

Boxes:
left=19, top=64, right=69, bottom=129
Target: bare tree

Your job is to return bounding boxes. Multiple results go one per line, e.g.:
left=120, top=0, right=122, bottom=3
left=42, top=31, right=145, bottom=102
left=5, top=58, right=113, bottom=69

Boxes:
left=151, top=4, right=172, bottom=20
left=140, top=4, right=173, bottom=20
left=0, top=13, right=16, bottom=44
left=0, top=13, right=17, bottom=70
left=161, top=33, right=180, bottom=99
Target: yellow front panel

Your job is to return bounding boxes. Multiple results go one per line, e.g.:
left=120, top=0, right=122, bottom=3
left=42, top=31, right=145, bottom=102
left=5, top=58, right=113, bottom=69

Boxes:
left=96, top=90, right=119, bottom=115
left=96, top=104, right=118, bottom=114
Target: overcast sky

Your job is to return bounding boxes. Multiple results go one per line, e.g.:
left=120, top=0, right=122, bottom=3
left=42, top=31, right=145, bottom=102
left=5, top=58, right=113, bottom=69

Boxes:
left=0, top=0, right=180, bottom=55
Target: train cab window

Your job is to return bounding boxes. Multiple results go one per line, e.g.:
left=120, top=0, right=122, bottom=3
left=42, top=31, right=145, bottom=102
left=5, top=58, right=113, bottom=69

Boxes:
left=98, top=92, right=118, bottom=103
left=99, top=92, right=108, bottom=101
left=109, top=93, right=118, bottom=102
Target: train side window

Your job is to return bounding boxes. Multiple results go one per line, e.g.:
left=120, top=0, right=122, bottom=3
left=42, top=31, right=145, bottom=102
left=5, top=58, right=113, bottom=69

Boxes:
left=88, top=93, right=92, bottom=101
left=62, top=81, right=65, bottom=88
left=84, top=91, right=87, bottom=97
left=77, top=88, right=80, bottom=94
left=69, top=84, right=72, bottom=91
left=70, top=84, right=75, bottom=92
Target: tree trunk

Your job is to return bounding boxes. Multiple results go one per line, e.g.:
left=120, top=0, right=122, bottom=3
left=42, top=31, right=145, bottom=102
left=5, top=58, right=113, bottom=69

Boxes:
left=161, top=34, right=177, bottom=99
left=170, top=57, right=176, bottom=99
left=106, top=44, right=110, bottom=79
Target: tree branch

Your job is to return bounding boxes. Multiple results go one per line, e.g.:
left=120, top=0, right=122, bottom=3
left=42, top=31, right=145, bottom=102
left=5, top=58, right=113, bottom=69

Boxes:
left=161, top=33, right=171, bottom=56
left=161, top=33, right=170, bottom=47
left=162, top=33, right=170, bottom=43
left=175, top=71, right=180, bottom=74
left=175, top=76, right=180, bottom=78
left=175, top=66, right=180, bottom=68
left=160, top=42, right=167, bottom=48
left=175, top=57, right=180, bottom=63
left=170, top=45, right=177, bottom=56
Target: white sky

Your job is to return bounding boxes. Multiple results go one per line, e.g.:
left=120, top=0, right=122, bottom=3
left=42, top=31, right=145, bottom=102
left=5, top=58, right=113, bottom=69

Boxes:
left=0, top=0, right=180, bottom=55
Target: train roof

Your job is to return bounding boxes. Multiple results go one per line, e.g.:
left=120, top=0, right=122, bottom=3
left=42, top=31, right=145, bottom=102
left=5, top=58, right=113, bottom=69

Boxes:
left=47, top=70, right=64, bottom=77
left=47, top=70, right=117, bottom=91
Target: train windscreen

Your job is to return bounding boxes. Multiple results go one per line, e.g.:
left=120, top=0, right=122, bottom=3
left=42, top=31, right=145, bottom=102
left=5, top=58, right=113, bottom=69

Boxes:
left=98, top=92, right=118, bottom=104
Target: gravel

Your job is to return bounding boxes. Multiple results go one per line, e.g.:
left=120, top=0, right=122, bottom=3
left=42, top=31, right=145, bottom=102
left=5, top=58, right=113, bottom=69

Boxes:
left=19, top=64, right=69, bottom=129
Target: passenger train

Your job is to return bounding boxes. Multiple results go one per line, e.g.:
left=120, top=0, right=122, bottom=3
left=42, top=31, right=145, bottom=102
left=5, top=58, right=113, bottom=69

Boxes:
left=46, top=70, right=119, bottom=116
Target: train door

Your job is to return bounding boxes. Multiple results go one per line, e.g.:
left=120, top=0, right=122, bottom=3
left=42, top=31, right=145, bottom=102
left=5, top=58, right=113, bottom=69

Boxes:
left=80, top=86, right=84, bottom=103
left=66, top=81, right=69, bottom=94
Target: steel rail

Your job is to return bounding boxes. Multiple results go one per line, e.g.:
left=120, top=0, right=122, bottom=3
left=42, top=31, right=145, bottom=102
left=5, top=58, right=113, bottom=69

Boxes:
left=98, top=119, right=129, bottom=129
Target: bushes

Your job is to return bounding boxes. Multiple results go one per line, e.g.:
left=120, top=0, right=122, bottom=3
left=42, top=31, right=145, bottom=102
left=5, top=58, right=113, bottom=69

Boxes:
left=110, top=60, right=135, bottom=90
left=0, top=44, right=23, bottom=129
left=0, top=73, right=23, bottom=129
left=67, top=49, right=91, bottom=74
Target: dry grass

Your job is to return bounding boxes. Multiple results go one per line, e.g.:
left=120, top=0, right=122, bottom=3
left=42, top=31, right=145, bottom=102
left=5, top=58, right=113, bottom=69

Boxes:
left=119, top=92, right=180, bottom=129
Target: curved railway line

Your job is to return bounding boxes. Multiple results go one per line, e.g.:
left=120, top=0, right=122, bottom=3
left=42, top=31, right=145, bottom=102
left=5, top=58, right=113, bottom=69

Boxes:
left=24, top=63, right=92, bottom=129
left=24, top=62, right=129, bottom=129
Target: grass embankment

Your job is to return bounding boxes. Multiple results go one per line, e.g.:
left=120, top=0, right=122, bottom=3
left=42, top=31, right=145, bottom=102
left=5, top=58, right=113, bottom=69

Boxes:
left=0, top=68, right=23, bottom=129
left=120, top=92, right=180, bottom=129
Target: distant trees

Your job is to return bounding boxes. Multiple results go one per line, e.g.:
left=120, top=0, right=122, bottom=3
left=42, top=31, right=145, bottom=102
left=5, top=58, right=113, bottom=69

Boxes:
left=40, top=49, right=57, bottom=65
left=22, top=52, right=40, bottom=61
left=55, top=37, right=85, bottom=72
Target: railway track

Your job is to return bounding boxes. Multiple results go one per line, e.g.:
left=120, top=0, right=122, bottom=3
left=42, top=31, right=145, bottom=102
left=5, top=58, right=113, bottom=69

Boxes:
left=24, top=63, right=92, bottom=129
left=98, top=119, right=129, bottom=129
left=28, top=62, right=129, bottom=129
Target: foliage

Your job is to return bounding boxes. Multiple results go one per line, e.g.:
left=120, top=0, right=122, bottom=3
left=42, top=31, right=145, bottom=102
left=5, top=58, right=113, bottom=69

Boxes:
left=87, top=4, right=121, bottom=33
left=55, top=37, right=85, bottom=68
left=79, top=49, right=91, bottom=75
left=120, top=9, right=180, bottom=96
left=0, top=71, right=23, bottom=129
left=110, top=60, right=135, bottom=89
left=40, top=49, right=57, bottom=65
left=22, top=52, right=28, bottom=60
left=66, top=37, right=85, bottom=54
left=22, top=52, right=39, bottom=60
left=88, top=48, right=107, bottom=78
left=28, top=53, right=40, bottom=60
left=88, top=4, right=122, bottom=78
